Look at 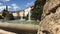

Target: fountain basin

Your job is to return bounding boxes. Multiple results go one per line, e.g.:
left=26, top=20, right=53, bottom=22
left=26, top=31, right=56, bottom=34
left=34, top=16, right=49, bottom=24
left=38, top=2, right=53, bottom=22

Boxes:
left=4, top=19, right=39, bottom=25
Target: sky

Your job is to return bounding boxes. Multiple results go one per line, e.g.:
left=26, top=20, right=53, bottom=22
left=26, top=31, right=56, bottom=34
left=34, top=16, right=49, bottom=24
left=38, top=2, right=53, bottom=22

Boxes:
left=0, top=0, right=36, bottom=12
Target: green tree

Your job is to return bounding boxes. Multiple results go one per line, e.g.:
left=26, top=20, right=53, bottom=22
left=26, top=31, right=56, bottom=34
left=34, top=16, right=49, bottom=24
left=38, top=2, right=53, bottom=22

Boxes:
left=31, top=0, right=46, bottom=21
left=2, top=9, right=9, bottom=17
left=2, top=9, right=14, bottom=20
left=0, top=15, right=3, bottom=19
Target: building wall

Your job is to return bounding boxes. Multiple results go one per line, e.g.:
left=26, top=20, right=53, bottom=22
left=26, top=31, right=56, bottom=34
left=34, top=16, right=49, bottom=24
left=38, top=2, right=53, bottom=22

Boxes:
left=12, top=7, right=32, bottom=18
left=19, top=11, right=24, bottom=17
left=13, top=12, right=18, bottom=17
left=24, top=7, right=32, bottom=17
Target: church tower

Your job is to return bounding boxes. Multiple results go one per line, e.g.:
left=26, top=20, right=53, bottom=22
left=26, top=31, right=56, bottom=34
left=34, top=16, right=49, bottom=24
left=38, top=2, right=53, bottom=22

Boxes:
left=6, top=5, right=8, bottom=11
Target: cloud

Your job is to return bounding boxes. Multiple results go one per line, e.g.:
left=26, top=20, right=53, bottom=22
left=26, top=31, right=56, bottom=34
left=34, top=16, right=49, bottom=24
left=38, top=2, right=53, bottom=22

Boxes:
left=0, top=0, right=10, bottom=2
left=25, top=2, right=34, bottom=7
left=0, top=6, right=5, bottom=11
left=0, top=6, right=11, bottom=11
left=11, top=3, right=20, bottom=11
left=0, top=3, right=20, bottom=11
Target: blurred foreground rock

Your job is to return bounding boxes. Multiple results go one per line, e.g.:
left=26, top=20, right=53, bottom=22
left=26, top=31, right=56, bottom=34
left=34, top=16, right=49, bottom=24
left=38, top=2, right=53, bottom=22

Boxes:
left=38, top=0, right=60, bottom=34
left=41, top=0, right=60, bottom=20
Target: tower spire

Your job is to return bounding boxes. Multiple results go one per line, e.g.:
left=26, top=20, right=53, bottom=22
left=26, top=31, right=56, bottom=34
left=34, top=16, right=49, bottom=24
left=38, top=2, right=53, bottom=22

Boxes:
left=6, top=5, right=8, bottom=11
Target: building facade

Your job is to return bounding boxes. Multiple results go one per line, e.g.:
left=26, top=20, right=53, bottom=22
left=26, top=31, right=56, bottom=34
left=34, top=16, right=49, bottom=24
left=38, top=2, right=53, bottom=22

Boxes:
left=12, top=7, right=32, bottom=19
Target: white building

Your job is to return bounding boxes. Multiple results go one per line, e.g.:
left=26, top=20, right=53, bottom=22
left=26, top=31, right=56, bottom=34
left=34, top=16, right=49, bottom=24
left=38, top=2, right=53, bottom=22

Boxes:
left=24, top=7, right=32, bottom=17
left=12, top=7, right=33, bottom=19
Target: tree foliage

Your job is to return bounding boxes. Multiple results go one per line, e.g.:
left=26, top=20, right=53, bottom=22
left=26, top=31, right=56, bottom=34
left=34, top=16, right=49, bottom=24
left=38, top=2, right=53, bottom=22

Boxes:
left=0, top=15, right=3, bottom=19
left=31, top=0, right=46, bottom=21
left=2, top=9, right=9, bottom=17
left=2, top=9, right=14, bottom=20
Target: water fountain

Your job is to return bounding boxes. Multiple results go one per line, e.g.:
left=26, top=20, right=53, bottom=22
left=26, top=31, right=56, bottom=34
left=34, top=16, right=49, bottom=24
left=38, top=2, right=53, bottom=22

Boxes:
left=20, top=16, right=23, bottom=20
left=3, top=7, right=39, bottom=25
left=20, top=10, right=26, bottom=21
left=28, top=7, right=31, bottom=21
